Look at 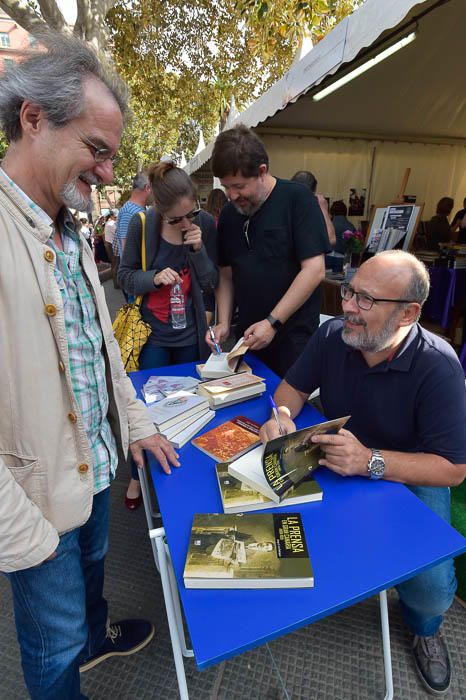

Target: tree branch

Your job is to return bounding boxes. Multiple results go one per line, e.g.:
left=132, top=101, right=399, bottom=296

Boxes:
left=0, top=0, right=47, bottom=34
left=74, top=0, right=116, bottom=52
left=37, top=0, right=66, bottom=32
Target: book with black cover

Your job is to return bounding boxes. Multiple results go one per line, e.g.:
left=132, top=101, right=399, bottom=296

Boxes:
left=229, top=416, right=350, bottom=503
left=183, top=512, right=314, bottom=589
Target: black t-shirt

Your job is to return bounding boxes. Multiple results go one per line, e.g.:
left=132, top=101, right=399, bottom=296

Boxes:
left=217, top=178, right=331, bottom=337
left=452, top=208, right=466, bottom=244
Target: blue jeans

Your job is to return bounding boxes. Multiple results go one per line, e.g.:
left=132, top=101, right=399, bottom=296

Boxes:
left=5, top=488, right=110, bottom=700
left=131, top=342, right=199, bottom=480
left=138, top=342, right=199, bottom=371
left=395, top=486, right=457, bottom=636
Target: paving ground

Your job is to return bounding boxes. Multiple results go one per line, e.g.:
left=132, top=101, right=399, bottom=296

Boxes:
left=0, top=280, right=464, bottom=700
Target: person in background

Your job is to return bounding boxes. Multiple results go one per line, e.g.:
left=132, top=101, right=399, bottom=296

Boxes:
left=260, top=250, right=466, bottom=697
left=104, top=209, right=119, bottom=286
left=104, top=210, right=116, bottom=252
left=115, top=172, right=152, bottom=257
left=322, top=199, right=356, bottom=272
left=450, top=196, right=466, bottom=244
left=206, top=126, right=330, bottom=378
left=94, top=212, right=111, bottom=263
left=0, top=30, right=179, bottom=700
left=330, top=200, right=355, bottom=254
left=291, top=170, right=336, bottom=247
left=79, top=217, right=91, bottom=242
left=426, top=197, right=454, bottom=251
left=205, top=187, right=227, bottom=226
left=118, top=161, right=218, bottom=510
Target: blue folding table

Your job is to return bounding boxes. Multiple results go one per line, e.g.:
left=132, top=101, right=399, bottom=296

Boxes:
left=130, top=356, right=466, bottom=700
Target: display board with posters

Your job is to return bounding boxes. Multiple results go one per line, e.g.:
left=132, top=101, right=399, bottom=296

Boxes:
left=365, top=203, right=424, bottom=253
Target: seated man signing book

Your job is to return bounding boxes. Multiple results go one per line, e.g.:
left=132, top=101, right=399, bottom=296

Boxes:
left=260, top=250, right=466, bottom=696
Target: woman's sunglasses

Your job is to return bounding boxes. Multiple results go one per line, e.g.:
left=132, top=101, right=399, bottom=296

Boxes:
left=165, top=207, right=201, bottom=226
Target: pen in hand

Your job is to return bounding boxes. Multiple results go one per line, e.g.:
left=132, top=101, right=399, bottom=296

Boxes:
left=269, top=394, right=285, bottom=436
left=209, top=326, right=222, bottom=355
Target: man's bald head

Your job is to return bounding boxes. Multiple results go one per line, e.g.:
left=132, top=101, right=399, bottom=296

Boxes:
left=360, top=250, right=430, bottom=316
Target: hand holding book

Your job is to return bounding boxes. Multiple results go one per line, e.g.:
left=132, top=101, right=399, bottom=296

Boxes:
left=311, top=427, right=372, bottom=477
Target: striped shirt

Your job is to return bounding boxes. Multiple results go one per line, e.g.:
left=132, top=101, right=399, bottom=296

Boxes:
left=115, top=201, right=145, bottom=256
left=2, top=169, right=118, bottom=494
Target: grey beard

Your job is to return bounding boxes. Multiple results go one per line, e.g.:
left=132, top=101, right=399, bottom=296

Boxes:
left=60, top=179, right=93, bottom=213
left=232, top=200, right=259, bottom=216
left=342, top=312, right=400, bottom=353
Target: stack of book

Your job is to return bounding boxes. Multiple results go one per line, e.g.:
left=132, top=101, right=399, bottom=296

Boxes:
left=147, top=393, right=214, bottom=448
left=416, top=250, right=439, bottom=265
left=452, top=255, right=466, bottom=269
left=197, top=373, right=266, bottom=409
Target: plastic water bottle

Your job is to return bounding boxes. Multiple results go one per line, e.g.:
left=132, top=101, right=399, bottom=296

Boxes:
left=170, top=281, right=187, bottom=329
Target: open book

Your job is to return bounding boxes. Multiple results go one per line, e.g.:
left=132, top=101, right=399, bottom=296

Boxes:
left=228, top=416, right=350, bottom=503
left=199, top=337, right=249, bottom=379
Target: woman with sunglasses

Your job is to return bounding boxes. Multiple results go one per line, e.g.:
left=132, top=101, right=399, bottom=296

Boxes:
left=118, top=160, right=218, bottom=508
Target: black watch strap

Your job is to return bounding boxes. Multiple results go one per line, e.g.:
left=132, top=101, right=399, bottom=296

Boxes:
left=267, top=314, right=283, bottom=330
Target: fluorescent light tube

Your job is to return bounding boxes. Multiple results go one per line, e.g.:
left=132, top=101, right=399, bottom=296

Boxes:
left=313, top=31, right=416, bottom=102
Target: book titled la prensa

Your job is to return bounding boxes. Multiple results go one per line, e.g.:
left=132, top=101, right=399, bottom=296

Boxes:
left=228, top=416, right=350, bottom=504
left=215, top=463, right=323, bottom=513
left=183, top=512, right=313, bottom=589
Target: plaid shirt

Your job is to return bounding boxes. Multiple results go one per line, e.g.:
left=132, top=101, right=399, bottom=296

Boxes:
left=2, top=170, right=118, bottom=493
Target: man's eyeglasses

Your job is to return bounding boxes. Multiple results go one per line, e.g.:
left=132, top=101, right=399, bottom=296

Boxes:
left=71, top=125, right=117, bottom=165
left=340, top=282, right=416, bottom=311
left=165, top=207, right=201, bottom=226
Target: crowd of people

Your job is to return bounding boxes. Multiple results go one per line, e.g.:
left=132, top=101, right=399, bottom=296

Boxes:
left=0, top=30, right=465, bottom=700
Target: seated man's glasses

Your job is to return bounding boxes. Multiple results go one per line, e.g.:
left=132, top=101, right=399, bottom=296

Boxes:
left=340, top=282, right=415, bottom=311
left=165, top=207, right=201, bottom=226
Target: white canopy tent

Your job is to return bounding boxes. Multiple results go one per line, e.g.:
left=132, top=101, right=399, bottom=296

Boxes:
left=186, top=0, right=466, bottom=219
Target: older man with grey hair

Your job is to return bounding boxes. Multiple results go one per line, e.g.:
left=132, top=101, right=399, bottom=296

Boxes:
left=115, top=171, right=152, bottom=257
left=0, top=32, right=179, bottom=699
left=260, top=250, right=466, bottom=696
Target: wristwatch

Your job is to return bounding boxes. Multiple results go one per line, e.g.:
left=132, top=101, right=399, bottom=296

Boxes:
left=266, top=314, right=283, bottom=331
left=367, top=449, right=385, bottom=480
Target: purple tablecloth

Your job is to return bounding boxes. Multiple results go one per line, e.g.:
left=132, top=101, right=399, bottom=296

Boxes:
left=422, top=267, right=466, bottom=329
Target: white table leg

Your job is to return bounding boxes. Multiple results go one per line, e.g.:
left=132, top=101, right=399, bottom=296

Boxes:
left=139, top=463, right=155, bottom=530
left=139, top=461, right=192, bottom=698
left=150, top=527, right=190, bottom=700
left=379, top=590, right=394, bottom=700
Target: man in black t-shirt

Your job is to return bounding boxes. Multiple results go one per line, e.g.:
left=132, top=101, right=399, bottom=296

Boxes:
left=206, top=125, right=331, bottom=377
left=451, top=196, right=466, bottom=244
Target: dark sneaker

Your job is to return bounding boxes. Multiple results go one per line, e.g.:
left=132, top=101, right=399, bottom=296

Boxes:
left=412, top=632, right=451, bottom=695
left=80, top=619, right=155, bottom=672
